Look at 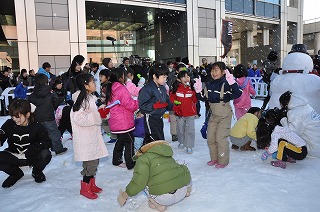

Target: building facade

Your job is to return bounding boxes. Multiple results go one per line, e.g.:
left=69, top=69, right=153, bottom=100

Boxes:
left=0, top=0, right=303, bottom=74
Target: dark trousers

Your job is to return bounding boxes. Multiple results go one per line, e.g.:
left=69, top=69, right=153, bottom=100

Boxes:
left=143, top=114, right=164, bottom=144
left=112, top=132, right=135, bottom=170
left=277, top=140, right=308, bottom=161
left=0, top=149, right=52, bottom=175
left=58, top=106, right=72, bottom=135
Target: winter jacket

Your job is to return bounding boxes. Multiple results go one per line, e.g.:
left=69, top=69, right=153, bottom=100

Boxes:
left=280, top=94, right=320, bottom=157
left=29, top=85, right=60, bottom=122
left=248, top=69, right=261, bottom=77
left=37, top=68, right=50, bottom=79
left=90, top=70, right=101, bottom=95
left=125, top=78, right=141, bottom=98
left=52, top=87, right=67, bottom=105
left=14, top=83, right=28, bottom=99
left=170, top=83, right=198, bottom=117
left=61, top=69, right=83, bottom=94
left=230, top=113, right=259, bottom=140
left=132, top=116, right=145, bottom=138
left=108, top=82, right=138, bottom=134
left=233, top=77, right=255, bottom=109
left=199, top=76, right=242, bottom=103
left=138, top=81, right=174, bottom=116
left=70, top=91, right=108, bottom=161
left=125, top=141, right=191, bottom=197
left=0, top=119, right=52, bottom=155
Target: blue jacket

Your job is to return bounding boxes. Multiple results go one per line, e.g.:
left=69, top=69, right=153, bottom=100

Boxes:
left=138, top=81, right=173, bottom=116
left=37, top=68, right=50, bottom=79
left=14, top=83, right=28, bottom=99
left=132, top=116, right=145, bottom=138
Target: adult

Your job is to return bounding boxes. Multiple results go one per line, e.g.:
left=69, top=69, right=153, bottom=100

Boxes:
left=37, top=62, right=51, bottom=80
left=248, top=64, right=261, bottom=77
left=118, top=57, right=130, bottom=72
left=17, top=69, right=29, bottom=85
left=28, top=69, right=36, bottom=86
left=200, top=58, right=210, bottom=84
left=0, top=67, right=12, bottom=92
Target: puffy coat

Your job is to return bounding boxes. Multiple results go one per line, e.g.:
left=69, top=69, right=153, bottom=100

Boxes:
left=125, top=141, right=191, bottom=196
left=70, top=91, right=108, bottom=161
left=280, top=94, right=320, bottom=157
left=230, top=113, right=259, bottom=140
left=233, top=77, right=256, bottom=109
left=125, top=78, right=141, bottom=98
left=108, top=82, right=138, bottom=134
left=14, top=83, right=28, bottom=99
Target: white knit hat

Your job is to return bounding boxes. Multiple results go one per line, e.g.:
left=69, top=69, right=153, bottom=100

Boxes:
left=282, top=52, right=313, bottom=74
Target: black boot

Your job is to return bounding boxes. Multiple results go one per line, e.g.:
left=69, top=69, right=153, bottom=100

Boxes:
left=2, top=167, right=24, bottom=188
left=32, top=171, right=46, bottom=183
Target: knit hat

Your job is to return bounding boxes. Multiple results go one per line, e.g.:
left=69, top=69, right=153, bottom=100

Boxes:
left=282, top=52, right=313, bottom=74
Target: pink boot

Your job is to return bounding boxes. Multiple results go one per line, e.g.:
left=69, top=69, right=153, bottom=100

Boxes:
left=207, top=160, right=218, bottom=166
left=215, top=163, right=228, bottom=169
left=287, top=157, right=296, bottom=163
left=271, top=160, right=286, bottom=169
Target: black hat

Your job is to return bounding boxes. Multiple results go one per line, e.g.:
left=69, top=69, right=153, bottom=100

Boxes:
left=267, top=51, right=278, bottom=61
left=233, top=64, right=248, bottom=78
left=279, top=91, right=292, bottom=108
left=289, top=44, right=309, bottom=55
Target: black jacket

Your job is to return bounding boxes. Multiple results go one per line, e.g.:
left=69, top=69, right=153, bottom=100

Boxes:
left=61, top=70, right=83, bottom=94
left=29, top=85, right=60, bottom=122
left=0, top=119, right=52, bottom=157
left=138, top=81, right=173, bottom=116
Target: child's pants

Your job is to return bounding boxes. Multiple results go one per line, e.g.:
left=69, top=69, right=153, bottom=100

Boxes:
left=81, top=159, right=99, bottom=176
left=134, top=137, right=144, bottom=151
left=41, top=120, right=64, bottom=152
left=207, top=102, right=232, bottom=165
left=112, top=132, right=135, bottom=169
left=150, top=185, right=188, bottom=206
left=176, top=116, right=196, bottom=148
left=276, top=140, right=308, bottom=161
left=101, top=119, right=117, bottom=140
left=143, top=114, right=164, bottom=144
left=169, top=112, right=177, bottom=136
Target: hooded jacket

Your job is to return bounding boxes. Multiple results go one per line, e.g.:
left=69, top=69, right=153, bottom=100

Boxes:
left=125, top=141, right=191, bottom=196
left=233, top=77, right=256, bottom=109
left=29, top=85, right=60, bottom=122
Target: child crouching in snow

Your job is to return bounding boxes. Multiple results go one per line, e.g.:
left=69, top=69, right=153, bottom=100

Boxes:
left=117, top=140, right=191, bottom=211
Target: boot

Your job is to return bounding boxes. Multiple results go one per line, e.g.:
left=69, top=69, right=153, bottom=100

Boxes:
left=240, top=141, right=256, bottom=151
left=231, top=144, right=239, bottom=150
left=32, top=171, right=46, bottom=183
left=271, top=160, right=286, bottom=169
left=172, top=135, right=178, bottom=142
left=80, top=181, right=98, bottom=199
left=2, top=167, right=24, bottom=188
left=287, top=157, right=296, bottom=163
left=148, top=198, right=167, bottom=211
left=89, top=177, right=102, bottom=193
left=207, top=160, right=218, bottom=166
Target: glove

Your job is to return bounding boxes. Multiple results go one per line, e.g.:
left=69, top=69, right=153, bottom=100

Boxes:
left=174, top=100, right=181, bottom=105
left=173, top=105, right=182, bottom=117
left=117, top=189, right=129, bottom=206
left=98, top=107, right=110, bottom=119
left=261, top=151, right=271, bottom=161
left=153, top=101, right=168, bottom=109
left=193, top=78, right=202, bottom=93
left=25, top=143, right=44, bottom=160
left=272, top=151, right=278, bottom=159
left=138, top=77, right=145, bottom=88
left=225, top=69, right=236, bottom=85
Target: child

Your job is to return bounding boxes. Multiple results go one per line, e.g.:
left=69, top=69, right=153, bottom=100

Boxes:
left=52, top=78, right=67, bottom=106
left=105, top=68, right=138, bottom=170
left=138, top=63, right=174, bottom=144
left=29, top=74, right=68, bottom=155
left=0, top=99, right=52, bottom=188
left=170, top=70, right=202, bottom=154
left=233, top=64, right=256, bottom=120
left=132, top=111, right=145, bottom=152
left=199, top=62, right=242, bottom=168
left=14, top=80, right=29, bottom=99
left=117, top=140, right=191, bottom=211
left=126, top=69, right=142, bottom=99
left=229, top=107, right=261, bottom=151
left=70, top=73, right=108, bottom=199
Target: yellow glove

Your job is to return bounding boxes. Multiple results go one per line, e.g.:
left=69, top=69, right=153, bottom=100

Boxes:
left=117, top=189, right=129, bottom=206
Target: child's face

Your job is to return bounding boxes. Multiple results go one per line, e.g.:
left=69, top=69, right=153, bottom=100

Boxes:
left=254, top=111, right=261, bottom=119
left=99, top=75, right=108, bottom=83
left=153, top=74, right=167, bottom=86
left=211, top=65, right=224, bottom=80
left=108, top=61, right=113, bottom=69
left=22, top=73, right=27, bottom=78
left=85, top=79, right=96, bottom=94
left=12, top=113, right=30, bottom=126
left=180, top=73, right=190, bottom=85
left=75, top=62, right=82, bottom=72
left=56, top=83, right=63, bottom=90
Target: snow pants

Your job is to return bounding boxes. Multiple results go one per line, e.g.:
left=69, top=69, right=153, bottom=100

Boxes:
left=41, top=120, right=64, bottom=152
left=176, top=116, right=196, bottom=148
left=276, top=140, right=308, bottom=161
left=169, top=112, right=177, bottom=136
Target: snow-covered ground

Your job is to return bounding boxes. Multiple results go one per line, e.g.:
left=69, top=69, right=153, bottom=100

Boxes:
left=1, top=99, right=319, bottom=212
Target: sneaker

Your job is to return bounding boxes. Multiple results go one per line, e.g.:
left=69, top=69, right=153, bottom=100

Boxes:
left=55, top=147, right=68, bottom=155
left=172, top=135, right=178, bottom=142
left=107, top=139, right=117, bottom=144
left=271, top=160, right=286, bottom=169
left=117, top=163, right=126, bottom=168
left=32, top=172, right=46, bottom=183
left=287, top=157, right=296, bottom=163
left=207, top=160, right=218, bottom=166
left=231, top=144, right=239, bottom=150
left=178, top=143, right=184, bottom=149
left=186, top=148, right=193, bottom=154
left=215, top=163, right=228, bottom=169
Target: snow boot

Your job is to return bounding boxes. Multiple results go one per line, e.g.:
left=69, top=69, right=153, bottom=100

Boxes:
left=80, top=181, right=98, bottom=199
left=90, top=177, right=102, bottom=193
left=271, top=160, right=286, bottom=169
left=287, top=157, right=296, bottom=163
left=32, top=171, right=46, bottom=183
left=231, top=144, right=239, bottom=150
left=215, top=163, right=228, bottom=169
left=207, top=160, right=218, bottom=166
left=148, top=198, right=167, bottom=211
left=240, top=141, right=256, bottom=151
left=2, top=167, right=24, bottom=188
left=172, top=135, right=178, bottom=142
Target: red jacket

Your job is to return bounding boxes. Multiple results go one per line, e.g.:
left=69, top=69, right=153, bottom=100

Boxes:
left=170, top=83, right=198, bottom=117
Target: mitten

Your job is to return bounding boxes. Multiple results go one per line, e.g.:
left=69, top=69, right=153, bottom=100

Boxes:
left=153, top=101, right=168, bottom=109
left=272, top=151, right=278, bottom=159
left=261, top=151, right=271, bottom=161
left=193, top=78, right=202, bottom=93
left=98, top=107, right=110, bottom=119
left=225, top=70, right=236, bottom=85
left=138, top=77, right=146, bottom=88
left=25, top=143, right=44, bottom=160
left=117, top=189, right=129, bottom=206
left=174, top=100, right=181, bottom=105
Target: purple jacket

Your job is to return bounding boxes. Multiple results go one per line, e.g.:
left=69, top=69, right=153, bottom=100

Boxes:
left=108, top=82, right=138, bottom=134
left=132, top=117, right=145, bottom=138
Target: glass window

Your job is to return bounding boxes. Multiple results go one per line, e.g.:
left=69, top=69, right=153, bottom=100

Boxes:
left=225, top=0, right=232, bottom=11
left=244, top=0, right=254, bottom=15
left=265, top=3, right=274, bottom=18
left=256, top=2, right=265, bottom=17
left=198, top=8, right=216, bottom=38
left=232, top=0, right=244, bottom=13
left=273, top=5, right=280, bottom=18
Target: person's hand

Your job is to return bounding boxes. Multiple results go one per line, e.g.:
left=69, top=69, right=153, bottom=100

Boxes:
left=261, top=151, right=271, bottom=161
left=153, top=101, right=168, bottom=109
left=117, top=189, right=129, bottom=206
left=174, top=100, right=181, bottom=105
left=98, top=107, right=110, bottom=119
left=193, top=78, right=202, bottom=93
left=173, top=105, right=182, bottom=117
left=225, top=70, right=236, bottom=85
left=138, top=77, right=145, bottom=88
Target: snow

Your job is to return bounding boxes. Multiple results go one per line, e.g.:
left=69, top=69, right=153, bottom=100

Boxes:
left=1, top=99, right=320, bottom=212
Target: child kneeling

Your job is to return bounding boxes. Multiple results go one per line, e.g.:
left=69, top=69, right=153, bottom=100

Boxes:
left=117, top=140, right=191, bottom=211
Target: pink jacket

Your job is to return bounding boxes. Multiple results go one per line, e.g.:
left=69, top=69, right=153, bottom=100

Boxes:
left=126, top=79, right=141, bottom=98
left=233, top=77, right=256, bottom=109
left=108, top=82, right=138, bottom=134
left=70, top=91, right=108, bottom=161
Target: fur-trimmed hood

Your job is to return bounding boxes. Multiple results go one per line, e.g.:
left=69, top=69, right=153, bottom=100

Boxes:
left=133, top=140, right=172, bottom=160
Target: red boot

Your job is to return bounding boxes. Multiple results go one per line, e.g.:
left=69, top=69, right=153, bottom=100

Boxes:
left=90, top=177, right=103, bottom=193
left=80, top=181, right=98, bottom=199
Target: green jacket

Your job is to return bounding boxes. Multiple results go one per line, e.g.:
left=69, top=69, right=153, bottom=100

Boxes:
left=126, top=141, right=191, bottom=196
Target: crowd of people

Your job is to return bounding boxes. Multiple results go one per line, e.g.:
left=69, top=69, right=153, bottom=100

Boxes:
left=0, top=43, right=319, bottom=211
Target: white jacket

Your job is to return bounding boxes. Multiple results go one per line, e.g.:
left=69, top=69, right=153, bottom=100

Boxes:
left=280, top=94, right=320, bottom=157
